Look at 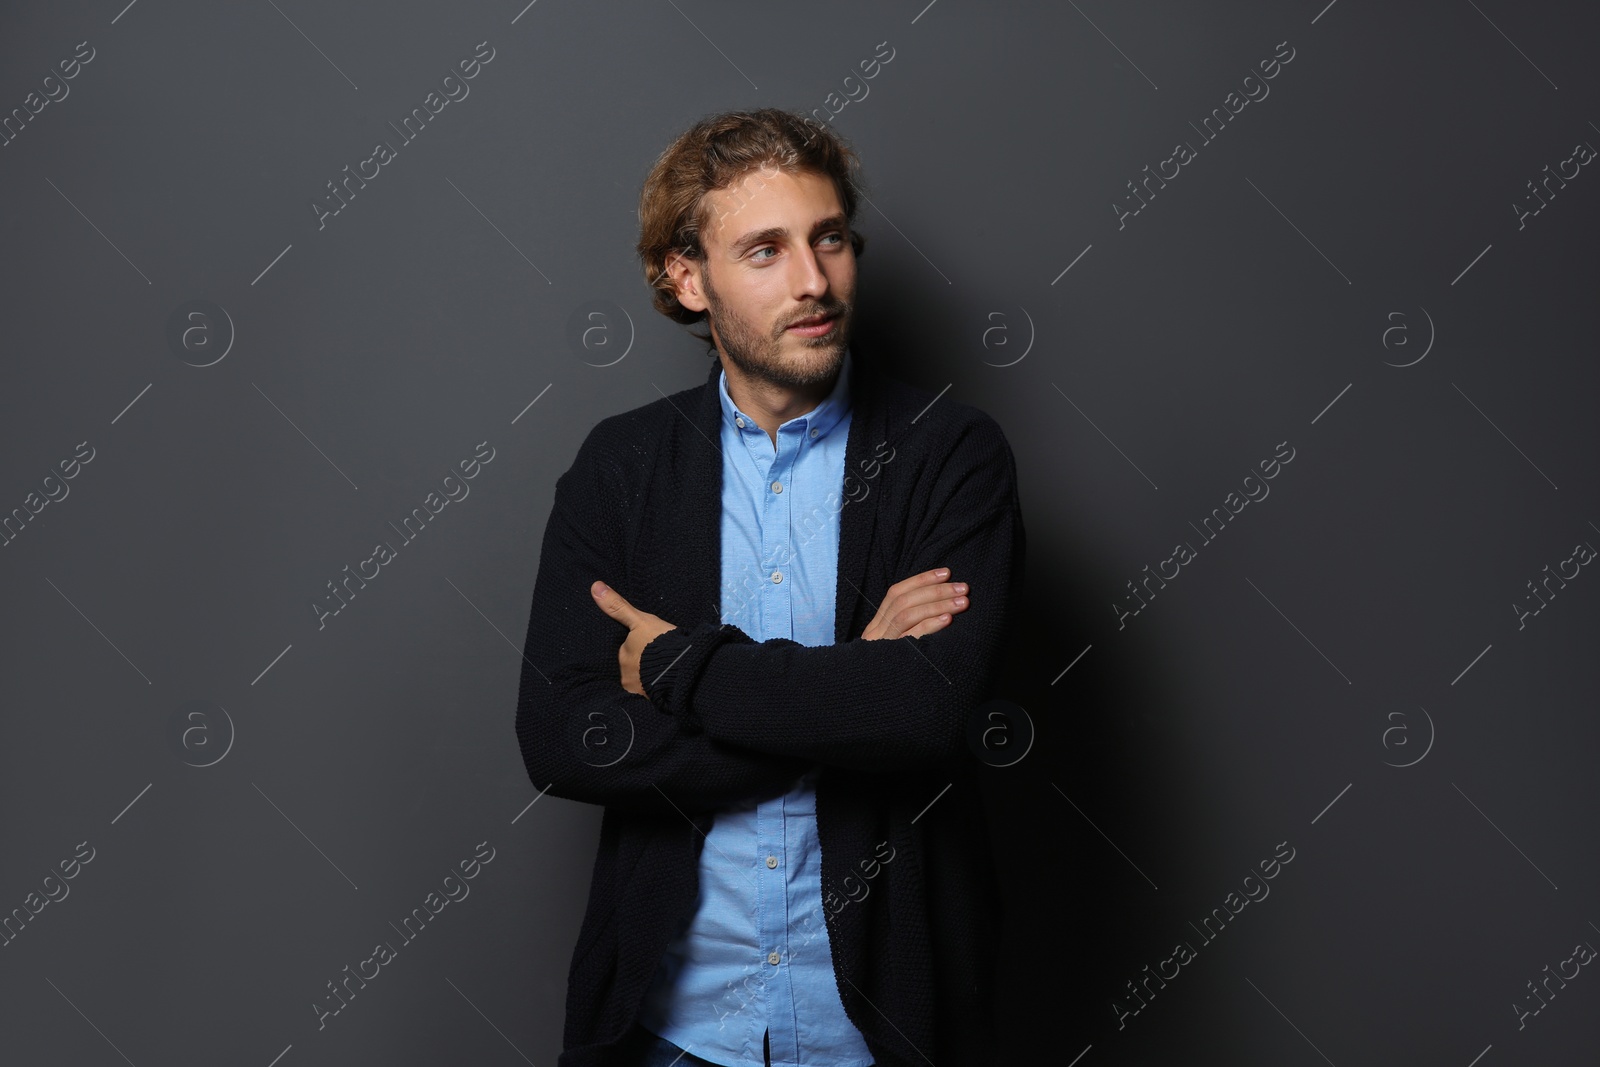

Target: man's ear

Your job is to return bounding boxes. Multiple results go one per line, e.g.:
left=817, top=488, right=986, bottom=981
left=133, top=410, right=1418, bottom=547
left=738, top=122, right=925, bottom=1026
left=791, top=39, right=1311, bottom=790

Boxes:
left=668, top=252, right=708, bottom=314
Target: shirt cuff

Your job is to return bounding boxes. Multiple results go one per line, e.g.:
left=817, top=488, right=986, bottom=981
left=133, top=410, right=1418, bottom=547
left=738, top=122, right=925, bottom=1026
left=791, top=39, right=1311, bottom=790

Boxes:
left=638, top=622, right=751, bottom=727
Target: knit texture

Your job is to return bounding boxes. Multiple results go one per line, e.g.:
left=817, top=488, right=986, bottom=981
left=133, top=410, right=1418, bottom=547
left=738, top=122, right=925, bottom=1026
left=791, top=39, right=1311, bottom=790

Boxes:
left=515, top=349, right=1025, bottom=1066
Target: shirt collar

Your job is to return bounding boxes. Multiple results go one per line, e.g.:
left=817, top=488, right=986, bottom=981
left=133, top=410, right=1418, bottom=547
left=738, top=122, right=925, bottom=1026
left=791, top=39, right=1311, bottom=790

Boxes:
left=718, top=347, right=853, bottom=443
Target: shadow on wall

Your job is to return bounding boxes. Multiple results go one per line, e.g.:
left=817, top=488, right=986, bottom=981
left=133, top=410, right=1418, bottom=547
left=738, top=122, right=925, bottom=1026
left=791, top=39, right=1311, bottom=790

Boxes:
left=853, top=288, right=1215, bottom=1057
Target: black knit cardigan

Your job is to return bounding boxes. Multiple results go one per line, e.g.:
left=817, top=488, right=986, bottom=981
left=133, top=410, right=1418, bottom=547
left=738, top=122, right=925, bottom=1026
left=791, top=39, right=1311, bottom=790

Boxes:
left=515, top=349, right=1026, bottom=1067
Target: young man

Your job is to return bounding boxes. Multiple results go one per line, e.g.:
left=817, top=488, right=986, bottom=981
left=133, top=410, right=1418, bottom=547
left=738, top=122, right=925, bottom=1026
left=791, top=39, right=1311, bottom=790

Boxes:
left=516, top=108, right=1024, bottom=1067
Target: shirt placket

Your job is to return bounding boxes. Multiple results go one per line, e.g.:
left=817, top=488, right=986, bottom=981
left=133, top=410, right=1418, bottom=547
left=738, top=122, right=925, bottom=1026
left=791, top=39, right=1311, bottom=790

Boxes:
left=757, top=428, right=797, bottom=639
left=753, top=421, right=801, bottom=1065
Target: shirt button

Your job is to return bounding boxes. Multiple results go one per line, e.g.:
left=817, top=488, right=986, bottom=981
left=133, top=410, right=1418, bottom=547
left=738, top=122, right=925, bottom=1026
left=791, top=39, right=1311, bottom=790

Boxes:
left=768, top=951, right=781, bottom=965
left=766, top=855, right=778, bottom=869
left=771, top=480, right=782, bottom=494
left=735, top=417, right=746, bottom=428
left=770, top=570, right=782, bottom=584
left=810, top=427, right=818, bottom=438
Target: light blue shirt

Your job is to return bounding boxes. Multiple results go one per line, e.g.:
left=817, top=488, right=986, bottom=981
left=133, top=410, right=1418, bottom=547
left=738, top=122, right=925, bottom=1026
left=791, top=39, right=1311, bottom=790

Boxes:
left=636, top=350, right=872, bottom=1067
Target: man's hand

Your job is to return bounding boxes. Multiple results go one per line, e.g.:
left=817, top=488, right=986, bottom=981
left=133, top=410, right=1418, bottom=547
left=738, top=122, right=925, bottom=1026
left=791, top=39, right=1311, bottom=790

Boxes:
left=861, top=567, right=969, bottom=641
left=590, top=580, right=679, bottom=696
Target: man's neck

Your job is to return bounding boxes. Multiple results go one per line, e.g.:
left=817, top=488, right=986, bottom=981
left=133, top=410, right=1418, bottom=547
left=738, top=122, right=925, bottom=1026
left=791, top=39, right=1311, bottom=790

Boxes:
left=721, top=359, right=840, bottom=447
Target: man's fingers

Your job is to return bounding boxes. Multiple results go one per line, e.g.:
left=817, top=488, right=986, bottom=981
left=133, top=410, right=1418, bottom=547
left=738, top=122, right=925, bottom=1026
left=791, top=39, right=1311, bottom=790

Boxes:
left=886, top=567, right=951, bottom=601
left=892, top=595, right=965, bottom=634
left=884, top=582, right=968, bottom=631
left=891, top=580, right=968, bottom=612
left=861, top=568, right=962, bottom=641
left=590, top=580, right=637, bottom=626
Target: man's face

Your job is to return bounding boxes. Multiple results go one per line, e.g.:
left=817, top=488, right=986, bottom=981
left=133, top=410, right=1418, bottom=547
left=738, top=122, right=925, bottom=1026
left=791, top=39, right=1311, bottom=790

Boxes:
left=672, top=167, right=856, bottom=389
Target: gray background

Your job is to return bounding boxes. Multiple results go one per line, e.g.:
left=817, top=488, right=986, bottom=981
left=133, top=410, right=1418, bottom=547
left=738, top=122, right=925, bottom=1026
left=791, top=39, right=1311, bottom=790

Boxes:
left=2, top=0, right=1597, bottom=1063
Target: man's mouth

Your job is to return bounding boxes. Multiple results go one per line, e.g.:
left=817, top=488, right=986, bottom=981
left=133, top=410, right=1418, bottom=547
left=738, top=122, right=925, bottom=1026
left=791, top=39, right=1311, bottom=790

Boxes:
left=786, top=312, right=838, bottom=336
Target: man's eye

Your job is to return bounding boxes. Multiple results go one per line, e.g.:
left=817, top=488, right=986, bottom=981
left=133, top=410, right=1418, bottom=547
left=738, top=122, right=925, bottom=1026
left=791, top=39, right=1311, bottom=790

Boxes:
left=751, top=247, right=777, bottom=261
left=820, top=233, right=844, bottom=247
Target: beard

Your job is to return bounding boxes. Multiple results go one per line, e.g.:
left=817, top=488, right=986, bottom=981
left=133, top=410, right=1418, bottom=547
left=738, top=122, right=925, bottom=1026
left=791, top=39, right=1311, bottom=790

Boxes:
left=702, top=261, right=851, bottom=390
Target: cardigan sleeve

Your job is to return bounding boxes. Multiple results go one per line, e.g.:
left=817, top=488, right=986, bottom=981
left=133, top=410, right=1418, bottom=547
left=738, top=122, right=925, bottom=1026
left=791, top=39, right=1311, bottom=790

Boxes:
left=515, top=423, right=814, bottom=816
left=637, top=412, right=1025, bottom=773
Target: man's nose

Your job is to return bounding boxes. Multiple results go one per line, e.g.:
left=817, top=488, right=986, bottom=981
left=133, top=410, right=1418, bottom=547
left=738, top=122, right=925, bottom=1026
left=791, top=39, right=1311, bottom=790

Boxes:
left=790, top=246, right=828, bottom=297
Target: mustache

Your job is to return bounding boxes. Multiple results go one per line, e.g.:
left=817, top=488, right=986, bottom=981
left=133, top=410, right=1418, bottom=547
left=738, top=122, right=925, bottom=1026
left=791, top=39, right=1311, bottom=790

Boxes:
left=780, top=301, right=849, bottom=331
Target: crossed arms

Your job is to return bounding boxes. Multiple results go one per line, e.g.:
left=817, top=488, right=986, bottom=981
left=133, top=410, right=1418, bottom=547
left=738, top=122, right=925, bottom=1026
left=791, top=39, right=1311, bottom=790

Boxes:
left=514, top=414, right=1023, bottom=816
